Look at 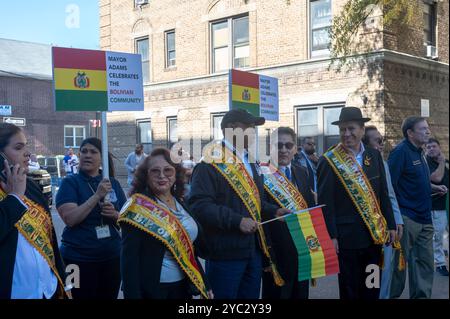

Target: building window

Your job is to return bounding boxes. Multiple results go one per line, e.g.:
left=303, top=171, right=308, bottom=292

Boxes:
left=167, top=116, right=178, bottom=148
left=136, top=37, right=150, bottom=83
left=310, top=0, right=332, bottom=58
left=296, top=104, right=343, bottom=154
left=165, top=30, right=176, bottom=68
left=423, top=1, right=437, bottom=46
left=211, top=112, right=226, bottom=140
left=136, top=119, right=152, bottom=154
left=211, top=15, right=249, bottom=73
left=64, top=125, right=86, bottom=148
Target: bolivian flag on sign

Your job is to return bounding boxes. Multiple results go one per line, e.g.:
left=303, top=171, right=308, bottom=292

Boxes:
left=53, top=47, right=108, bottom=111
left=285, top=207, right=340, bottom=281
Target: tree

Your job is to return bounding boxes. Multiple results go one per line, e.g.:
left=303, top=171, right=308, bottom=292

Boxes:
left=329, top=0, right=420, bottom=69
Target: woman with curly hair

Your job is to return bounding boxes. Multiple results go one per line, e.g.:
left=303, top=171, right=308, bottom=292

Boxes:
left=119, top=147, right=213, bottom=299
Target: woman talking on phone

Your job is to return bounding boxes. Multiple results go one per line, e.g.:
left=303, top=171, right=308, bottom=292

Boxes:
left=0, top=123, right=68, bottom=299
left=56, top=137, right=126, bottom=299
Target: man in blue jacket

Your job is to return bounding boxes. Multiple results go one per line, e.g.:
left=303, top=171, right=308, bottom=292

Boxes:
left=388, top=117, right=446, bottom=298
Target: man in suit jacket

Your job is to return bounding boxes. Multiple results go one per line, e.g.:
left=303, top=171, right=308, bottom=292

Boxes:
left=188, top=109, right=289, bottom=299
left=317, top=107, right=396, bottom=299
left=261, top=127, right=316, bottom=299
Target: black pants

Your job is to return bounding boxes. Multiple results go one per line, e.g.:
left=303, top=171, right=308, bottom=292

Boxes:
left=262, top=271, right=309, bottom=299
left=64, top=257, right=121, bottom=299
left=338, top=244, right=382, bottom=300
left=158, top=279, right=191, bottom=299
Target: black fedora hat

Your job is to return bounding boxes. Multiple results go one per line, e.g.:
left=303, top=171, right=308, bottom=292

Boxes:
left=331, top=107, right=371, bottom=125
left=221, top=108, right=265, bottom=129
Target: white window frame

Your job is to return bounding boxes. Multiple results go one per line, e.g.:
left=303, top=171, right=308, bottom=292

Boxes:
left=136, top=118, right=152, bottom=153
left=167, top=116, right=178, bottom=147
left=210, top=14, right=249, bottom=74
left=135, top=36, right=150, bottom=83
left=309, top=0, right=332, bottom=59
left=165, top=30, right=176, bottom=68
left=64, top=125, right=86, bottom=148
left=211, top=112, right=226, bottom=140
left=295, top=103, right=343, bottom=154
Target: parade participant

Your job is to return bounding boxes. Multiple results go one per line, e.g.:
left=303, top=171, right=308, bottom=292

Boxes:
left=362, top=125, right=404, bottom=298
left=28, top=154, right=40, bottom=172
left=261, top=127, right=315, bottom=299
left=120, top=148, right=212, bottom=299
left=0, top=123, right=68, bottom=299
left=56, top=137, right=126, bottom=299
left=388, top=117, right=439, bottom=298
left=294, top=137, right=318, bottom=193
left=64, top=148, right=79, bottom=176
left=426, top=138, right=449, bottom=276
left=125, top=144, right=147, bottom=187
left=317, top=107, right=396, bottom=299
left=188, top=108, right=289, bottom=299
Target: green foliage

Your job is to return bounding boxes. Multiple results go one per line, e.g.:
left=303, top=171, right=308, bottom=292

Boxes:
left=329, top=0, right=419, bottom=69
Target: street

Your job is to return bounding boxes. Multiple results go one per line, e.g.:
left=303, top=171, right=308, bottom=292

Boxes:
left=51, top=203, right=449, bottom=299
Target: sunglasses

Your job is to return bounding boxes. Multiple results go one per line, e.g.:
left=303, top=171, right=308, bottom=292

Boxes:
left=149, top=167, right=176, bottom=178
left=277, top=142, right=295, bottom=150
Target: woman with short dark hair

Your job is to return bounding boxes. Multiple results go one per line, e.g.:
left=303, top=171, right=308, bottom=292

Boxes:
left=56, top=137, right=126, bottom=299
left=120, top=147, right=212, bottom=299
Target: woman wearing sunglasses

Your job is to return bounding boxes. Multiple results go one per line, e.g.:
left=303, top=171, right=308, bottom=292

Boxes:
left=119, top=148, right=213, bottom=299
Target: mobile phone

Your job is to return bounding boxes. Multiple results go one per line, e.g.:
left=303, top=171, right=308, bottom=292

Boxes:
left=0, top=151, right=14, bottom=182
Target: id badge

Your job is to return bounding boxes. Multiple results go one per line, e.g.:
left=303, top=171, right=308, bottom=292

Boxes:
left=107, top=190, right=117, bottom=203
left=95, top=225, right=111, bottom=239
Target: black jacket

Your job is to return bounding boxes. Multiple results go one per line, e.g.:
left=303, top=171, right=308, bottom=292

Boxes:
left=120, top=196, right=210, bottom=299
left=188, top=161, right=279, bottom=260
left=0, top=178, right=67, bottom=299
left=263, top=164, right=316, bottom=283
left=317, top=146, right=396, bottom=250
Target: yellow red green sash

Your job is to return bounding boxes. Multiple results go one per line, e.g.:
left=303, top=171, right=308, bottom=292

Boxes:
left=260, top=163, right=308, bottom=212
left=0, top=188, right=66, bottom=298
left=118, top=193, right=209, bottom=298
left=323, top=143, right=388, bottom=245
left=203, top=142, right=285, bottom=286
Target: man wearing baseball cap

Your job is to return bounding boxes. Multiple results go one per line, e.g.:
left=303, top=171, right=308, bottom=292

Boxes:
left=189, top=108, right=289, bottom=299
left=317, top=106, right=396, bottom=299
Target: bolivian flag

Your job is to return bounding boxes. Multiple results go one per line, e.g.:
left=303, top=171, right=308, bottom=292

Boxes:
left=285, top=207, right=339, bottom=281
left=230, top=69, right=260, bottom=117
left=53, top=47, right=108, bottom=111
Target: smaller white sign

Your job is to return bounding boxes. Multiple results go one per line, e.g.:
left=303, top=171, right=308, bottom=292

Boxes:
left=259, top=75, right=279, bottom=121
left=3, top=117, right=26, bottom=126
left=421, top=99, right=430, bottom=117
left=0, top=105, right=12, bottom=116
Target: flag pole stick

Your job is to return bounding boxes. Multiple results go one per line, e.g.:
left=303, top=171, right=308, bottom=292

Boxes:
left=259, top=204, right=326, bottom=225
left=101, top=111, right=111, bottom=203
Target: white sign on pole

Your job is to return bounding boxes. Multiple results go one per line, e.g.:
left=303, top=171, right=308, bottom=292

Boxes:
left=0, top=105, right=12, bottom=116
left=3, top=117, right=26, bottom=126
left=421, top=99, right=430, bottom=117
left=259, top=75, right=279, bottom=121
left=106, top=51, right=144, bottom=112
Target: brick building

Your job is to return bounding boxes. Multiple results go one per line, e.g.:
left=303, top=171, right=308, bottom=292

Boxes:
left=99, top=0, right=449, bottom=186
left=0, top=38, right=97, bottom=157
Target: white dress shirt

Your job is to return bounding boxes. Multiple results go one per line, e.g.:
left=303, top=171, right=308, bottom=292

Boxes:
left=10, top=196, right=57, bottom=299
left=223, top=139, right=254, bottom=178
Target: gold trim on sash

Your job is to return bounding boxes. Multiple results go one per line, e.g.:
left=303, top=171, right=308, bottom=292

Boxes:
left=118, top=193, right=209, bottom=299
left=323, top=143, right=388, bottom=244
left=0, top=188, right=66, bottom=298
left=260, top=163, right=308, bottom=212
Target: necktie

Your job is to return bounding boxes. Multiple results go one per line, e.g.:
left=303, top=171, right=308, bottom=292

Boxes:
left=285, top=167, right=291, bottom=181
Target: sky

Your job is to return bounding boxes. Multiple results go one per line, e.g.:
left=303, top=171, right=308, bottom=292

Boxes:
left=0, top=0, right=99, bottom=49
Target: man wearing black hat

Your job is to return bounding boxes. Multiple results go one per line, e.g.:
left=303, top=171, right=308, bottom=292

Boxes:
left=317, top=107, right=396, bottom=299
left=188, top=108, right=289, bottom=299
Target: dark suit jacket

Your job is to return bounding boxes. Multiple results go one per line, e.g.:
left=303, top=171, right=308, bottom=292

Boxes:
left=188, top=160, right=279, bottom=260
left=317, top=146, right=396, bottom=250
left=263, top=164, right=316, bottom=283
left=0, top=179, right=67, bottom=299
left=120, top=196, right=210, bottom=299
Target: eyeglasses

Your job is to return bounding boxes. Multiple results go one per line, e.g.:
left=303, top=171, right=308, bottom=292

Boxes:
left=306, top=142, right=316, bottom=146
left=149, top=167, right=176, bottom=178
left=277, top=142, right=295, bottom=150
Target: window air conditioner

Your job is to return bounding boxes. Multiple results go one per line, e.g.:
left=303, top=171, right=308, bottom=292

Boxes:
left=426, top=45, right=438, bottom=59
left=135, top=0, right=148, bottom=6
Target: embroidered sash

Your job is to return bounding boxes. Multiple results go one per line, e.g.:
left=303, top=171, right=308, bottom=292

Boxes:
left=118, top=193, right=209, bottom=298
left=0, top=188, right=66, bottom=298
left=203, top=142, right=285, bottom=286
left=260, top=163, right=308, bottom=212
left=323, top=143, right=388, bottom=245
